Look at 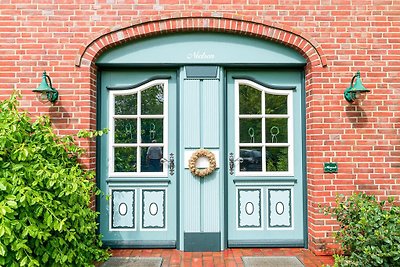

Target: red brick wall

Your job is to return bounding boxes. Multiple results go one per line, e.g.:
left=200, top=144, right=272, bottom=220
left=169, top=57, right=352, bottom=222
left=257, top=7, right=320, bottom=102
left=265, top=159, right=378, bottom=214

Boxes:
left=1, top=0, right=399, bottom=255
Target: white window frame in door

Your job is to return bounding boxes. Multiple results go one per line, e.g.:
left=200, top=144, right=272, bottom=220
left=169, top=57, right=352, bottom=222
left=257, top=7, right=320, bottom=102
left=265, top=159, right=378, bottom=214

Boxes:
left=234, top=79, right=294, bottom=177
left=108, top=79, right=169, bottom=177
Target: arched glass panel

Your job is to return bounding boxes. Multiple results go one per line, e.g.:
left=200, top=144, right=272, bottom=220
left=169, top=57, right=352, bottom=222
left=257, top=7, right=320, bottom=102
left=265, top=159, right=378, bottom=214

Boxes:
left=141, top=84, right=164, bottom=115
left=239, top=85, right=261, bottom=114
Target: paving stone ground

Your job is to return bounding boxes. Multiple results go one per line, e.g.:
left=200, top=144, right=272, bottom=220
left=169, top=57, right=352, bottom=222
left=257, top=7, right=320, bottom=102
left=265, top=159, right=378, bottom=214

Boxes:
left=108, top=248, right=334, bottom=267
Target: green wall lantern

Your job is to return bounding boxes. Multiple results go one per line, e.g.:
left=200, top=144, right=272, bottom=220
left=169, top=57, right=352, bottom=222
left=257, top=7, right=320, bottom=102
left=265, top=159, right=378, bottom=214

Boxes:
left=344, top=71, right=369, bottom=103
left=33, top=71, right=58, bottom=104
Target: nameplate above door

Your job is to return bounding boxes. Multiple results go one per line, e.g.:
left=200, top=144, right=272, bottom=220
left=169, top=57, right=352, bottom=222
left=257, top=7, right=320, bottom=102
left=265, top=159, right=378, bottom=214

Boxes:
left=185, top=66, right=219, bottom=79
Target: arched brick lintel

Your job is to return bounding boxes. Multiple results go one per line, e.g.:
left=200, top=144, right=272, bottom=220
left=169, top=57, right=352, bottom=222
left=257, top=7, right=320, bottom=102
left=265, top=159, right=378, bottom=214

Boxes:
left=75, top=14, right=328, bottom=68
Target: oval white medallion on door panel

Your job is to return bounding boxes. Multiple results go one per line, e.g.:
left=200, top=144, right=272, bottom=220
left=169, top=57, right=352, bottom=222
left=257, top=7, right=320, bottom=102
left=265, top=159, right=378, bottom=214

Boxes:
left=245, top=202, right=254, bottom=215
left=275, top=202, right=285, bottom=215
left=119, top=203, right=128, bottom=216
left=149, top=202, right=159, bottom=216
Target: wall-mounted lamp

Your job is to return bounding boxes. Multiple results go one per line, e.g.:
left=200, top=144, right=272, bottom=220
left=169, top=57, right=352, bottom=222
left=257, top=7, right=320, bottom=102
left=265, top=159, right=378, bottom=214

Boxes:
left=344, top=71, right=369, bottom=103
left=33, top=71, right=58, bottom=104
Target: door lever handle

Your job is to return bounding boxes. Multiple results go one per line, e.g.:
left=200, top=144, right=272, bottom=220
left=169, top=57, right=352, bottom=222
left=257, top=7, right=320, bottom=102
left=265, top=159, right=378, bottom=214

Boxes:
left=160, top=153, right=175, bottom=175
left=229, top=152, right=243, bottom=175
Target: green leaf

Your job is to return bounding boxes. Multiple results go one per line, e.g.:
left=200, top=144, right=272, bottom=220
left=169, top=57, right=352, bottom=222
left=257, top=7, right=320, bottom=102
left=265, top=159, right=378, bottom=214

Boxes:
left=28, top=259, right=40, bottom=267
left=0, top=225, right=4, bottom=237
left=42, top=252, right=49, bottom=263
left=20, top=256, right=28, bottom=266
left=0, top=242, right=6, bottom=256
left=6, top=200, right=17, bottom=208
left=45, top=213, right=53, bottom=226
left=0, top=181, right=6, bottom=191
left=0, top=205, right=9, bottom=216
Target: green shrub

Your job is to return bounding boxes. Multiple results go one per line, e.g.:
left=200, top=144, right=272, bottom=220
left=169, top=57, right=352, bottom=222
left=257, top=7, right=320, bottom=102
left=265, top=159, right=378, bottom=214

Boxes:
left=324, top=193, right=400, bottom=267
left=0, top=94, right=109, bottom=266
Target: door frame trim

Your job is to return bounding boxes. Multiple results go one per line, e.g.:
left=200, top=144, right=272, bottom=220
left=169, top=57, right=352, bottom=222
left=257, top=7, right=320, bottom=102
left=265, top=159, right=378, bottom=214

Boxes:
left=232, top=75, right=297, bottom=91
left=106, top=75, right=172, bottom=90
left=301, top=70, right=308, bottom=248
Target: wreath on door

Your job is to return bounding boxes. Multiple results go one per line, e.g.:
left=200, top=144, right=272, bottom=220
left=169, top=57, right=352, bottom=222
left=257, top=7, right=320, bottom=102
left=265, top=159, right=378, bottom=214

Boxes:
left=188, top=149, right=217, bottom=177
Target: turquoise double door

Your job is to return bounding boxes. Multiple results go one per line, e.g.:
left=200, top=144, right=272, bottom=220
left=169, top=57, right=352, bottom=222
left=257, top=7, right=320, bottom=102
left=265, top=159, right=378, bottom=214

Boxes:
left=98, top=67, right=305, bottom=250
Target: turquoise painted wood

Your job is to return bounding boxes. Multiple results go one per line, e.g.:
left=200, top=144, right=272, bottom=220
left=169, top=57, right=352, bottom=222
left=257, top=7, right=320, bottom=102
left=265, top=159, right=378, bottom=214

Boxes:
left=96, top=33, right=306, bottom=66
left=202, top=79, right=221, bottom=148
left=179, top=67, right=224, bottom=250
left=98, top=70, right=178, bottom=247
left=226, top=69, right=305, bottom=247
left=182, top=79, right=201, bottom=148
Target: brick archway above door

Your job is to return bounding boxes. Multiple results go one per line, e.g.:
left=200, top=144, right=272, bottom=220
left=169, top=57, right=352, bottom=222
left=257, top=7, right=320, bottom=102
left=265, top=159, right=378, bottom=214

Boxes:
left=75, top=13, right=327, bottom=68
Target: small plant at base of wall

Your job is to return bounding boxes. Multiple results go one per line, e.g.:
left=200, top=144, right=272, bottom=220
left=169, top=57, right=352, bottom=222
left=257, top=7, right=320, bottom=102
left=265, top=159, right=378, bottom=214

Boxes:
left=322, top=193, right=400, bottom=267
left=0, top=93, right=110, bottom=266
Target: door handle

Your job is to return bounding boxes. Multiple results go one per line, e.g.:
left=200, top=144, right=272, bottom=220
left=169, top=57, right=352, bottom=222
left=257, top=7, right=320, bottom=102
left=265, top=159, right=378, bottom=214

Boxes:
left=160, top=153, right=175, bottom=175
left=229, top=152, right=243, bottom=175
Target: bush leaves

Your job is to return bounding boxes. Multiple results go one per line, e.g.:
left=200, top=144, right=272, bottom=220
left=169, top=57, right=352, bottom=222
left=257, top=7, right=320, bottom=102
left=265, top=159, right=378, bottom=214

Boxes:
left=0, top=93, right=109, bottom=266
left=324, top=193, right=400, bottom=267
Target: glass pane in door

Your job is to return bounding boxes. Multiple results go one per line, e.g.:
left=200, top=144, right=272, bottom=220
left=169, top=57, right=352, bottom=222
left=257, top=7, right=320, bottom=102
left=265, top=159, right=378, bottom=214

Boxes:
left=266, top=147, right=288, bottom=172
left=239, top=85, right=262, bottom=114
left=141, top=146, right=164, bottom=172
left=114, top=119, right=137, bottom=143
left=115, top=94, right=137, bottom=115
left=114, top=147, right=137, bottom=172
left=239, top=118, right=262, bottom=143
left=265, top=118, right=288, bottom=143
left=141, top=84, right=164, bottom=115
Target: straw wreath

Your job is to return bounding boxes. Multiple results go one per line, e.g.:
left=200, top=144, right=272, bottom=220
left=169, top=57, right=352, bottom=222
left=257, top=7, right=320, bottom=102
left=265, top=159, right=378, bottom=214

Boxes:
left=188, top=149, right=217, bottom=177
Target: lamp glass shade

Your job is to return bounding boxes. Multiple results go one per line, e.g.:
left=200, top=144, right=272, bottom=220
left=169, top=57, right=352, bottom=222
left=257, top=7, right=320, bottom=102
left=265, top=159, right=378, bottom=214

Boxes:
left=35, top=92, right=49, bottom=103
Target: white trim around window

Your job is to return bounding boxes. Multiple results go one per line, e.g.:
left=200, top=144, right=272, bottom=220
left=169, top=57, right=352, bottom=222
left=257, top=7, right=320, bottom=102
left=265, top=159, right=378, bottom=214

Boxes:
left=108, top=79, right=169, bottom=177
left=234, top=79, right=294, bottom=177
